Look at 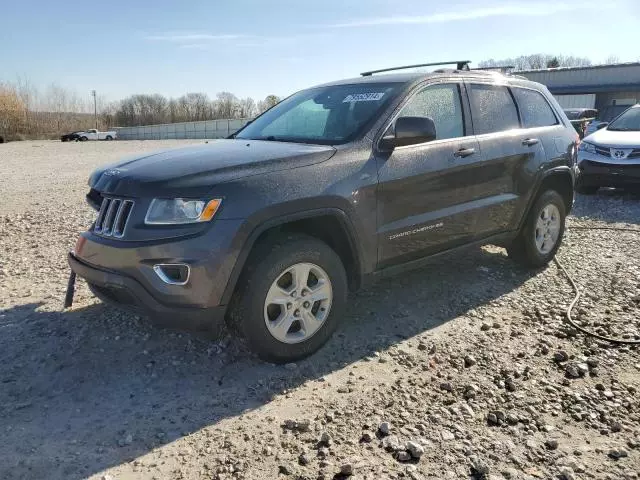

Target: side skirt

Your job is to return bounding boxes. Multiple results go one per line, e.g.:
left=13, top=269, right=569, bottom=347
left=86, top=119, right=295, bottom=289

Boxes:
left=363, top=231, right=518, bottom=286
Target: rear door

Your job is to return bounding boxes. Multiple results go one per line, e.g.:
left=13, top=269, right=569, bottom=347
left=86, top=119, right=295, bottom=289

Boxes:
left=510, top=85, right=568, bottom=171
left=375, top=81, right=481, bottom=267
left=464, top=82, right=548, bottom=236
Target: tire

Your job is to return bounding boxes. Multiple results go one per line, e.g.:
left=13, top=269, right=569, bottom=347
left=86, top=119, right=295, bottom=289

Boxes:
left=80, top=136, right=88, bottom=141
left=576, top=185, right=599, bottom=195
left=507, top=190, right=566, bottom=268
left=105, top=135, right=113, bottom=141
left=229, top=233, right=348, bottom=363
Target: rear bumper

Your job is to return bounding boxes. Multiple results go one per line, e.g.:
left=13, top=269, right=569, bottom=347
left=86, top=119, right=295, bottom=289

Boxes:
left=68, top=252, right=226, bottom=330
left=578, top=158, right=640, bottom=187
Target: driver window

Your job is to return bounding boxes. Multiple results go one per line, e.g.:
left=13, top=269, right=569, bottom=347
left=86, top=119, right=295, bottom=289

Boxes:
left=398, top=84, right=464, bottom=140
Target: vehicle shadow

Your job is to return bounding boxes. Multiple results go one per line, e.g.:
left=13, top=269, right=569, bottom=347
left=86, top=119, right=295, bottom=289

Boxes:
left=1, top=246, right=536, bottom=480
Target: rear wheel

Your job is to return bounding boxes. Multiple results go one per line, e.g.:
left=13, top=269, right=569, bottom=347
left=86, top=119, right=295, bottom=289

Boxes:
left=508, top=190, right=566, bottom=268
left=105, top=135, right=113, bottom=141
left=229, top=234, right=347, bottom=363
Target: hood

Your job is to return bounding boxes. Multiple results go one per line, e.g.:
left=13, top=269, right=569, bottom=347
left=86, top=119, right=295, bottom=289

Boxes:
left=585, top=128, right=640, bottom=148
left=90, top=140, right=336, bottom=196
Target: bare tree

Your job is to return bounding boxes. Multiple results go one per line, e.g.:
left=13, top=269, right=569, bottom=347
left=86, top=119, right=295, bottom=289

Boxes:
left=238, top=97, right=257, bottom=118
left=479, top=54, right=592, bottom=70
left=0, top=83, right=27, bottom=138
left=258, top=94, right=281, bottom=113
left=604, top=54, right=620, bottom=64
left=215, top=92, right=239, bottom=119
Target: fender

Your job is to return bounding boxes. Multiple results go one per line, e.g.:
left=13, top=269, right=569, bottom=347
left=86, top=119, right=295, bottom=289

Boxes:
left=219, top=207, right=364, bottom=305
left=518, top=165, right=575, bottom=231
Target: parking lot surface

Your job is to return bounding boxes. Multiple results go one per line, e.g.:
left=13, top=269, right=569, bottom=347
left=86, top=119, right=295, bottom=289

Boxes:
left=1, top=141, right=639, bottom=479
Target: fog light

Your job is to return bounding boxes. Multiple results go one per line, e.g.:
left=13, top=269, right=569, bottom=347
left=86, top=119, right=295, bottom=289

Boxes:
left=153, top=264, right=190, bottom=285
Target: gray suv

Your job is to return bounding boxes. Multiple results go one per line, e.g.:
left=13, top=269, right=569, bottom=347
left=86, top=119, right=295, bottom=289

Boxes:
left=68, top=61, right=578, bottom=362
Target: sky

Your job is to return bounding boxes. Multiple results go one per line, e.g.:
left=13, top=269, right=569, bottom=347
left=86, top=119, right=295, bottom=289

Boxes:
left=1, top=0, right=639, bottom=103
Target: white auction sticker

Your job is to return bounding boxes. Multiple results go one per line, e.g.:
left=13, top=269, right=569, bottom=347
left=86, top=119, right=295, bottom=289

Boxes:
left=342, top=92, right=385, bottom=103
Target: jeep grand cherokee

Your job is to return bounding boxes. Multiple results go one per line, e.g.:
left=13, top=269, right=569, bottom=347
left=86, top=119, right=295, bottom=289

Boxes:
left=68, top=61, right=578, bottom=362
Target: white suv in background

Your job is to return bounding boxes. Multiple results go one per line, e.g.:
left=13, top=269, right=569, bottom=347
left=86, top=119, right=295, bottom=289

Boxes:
left=577, top=104, right=640, bottom=194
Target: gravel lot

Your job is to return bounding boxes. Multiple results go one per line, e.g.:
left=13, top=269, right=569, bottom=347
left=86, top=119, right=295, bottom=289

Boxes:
left=1, top=140, right=639, bottom=480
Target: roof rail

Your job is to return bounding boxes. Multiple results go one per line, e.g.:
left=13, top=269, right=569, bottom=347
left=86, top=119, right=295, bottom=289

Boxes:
left=470, top=65, right=515, bottom=73
left=361, top=60, right=471, bottom=76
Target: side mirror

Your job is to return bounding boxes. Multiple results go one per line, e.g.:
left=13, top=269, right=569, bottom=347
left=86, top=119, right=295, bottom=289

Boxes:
left=596, top=122, right=608, bottom=130
left=380, top=116, right=437, bottom=149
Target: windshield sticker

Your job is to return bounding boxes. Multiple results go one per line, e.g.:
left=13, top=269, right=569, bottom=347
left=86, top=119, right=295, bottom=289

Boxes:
left=342, top=92, right=385, bottom=103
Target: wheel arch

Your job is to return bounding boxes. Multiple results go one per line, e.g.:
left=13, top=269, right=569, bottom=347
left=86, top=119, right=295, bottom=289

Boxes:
left=220, top=208, right=364, bottom=305
left=519, top=166, right=574, bottom=231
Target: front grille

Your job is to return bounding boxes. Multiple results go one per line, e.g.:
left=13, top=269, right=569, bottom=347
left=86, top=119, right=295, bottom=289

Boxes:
left=595, top=146, right=610, bottom=157
left=94, top=197, right=134, bottom=238
left=628, top=148, right=640, bottom=159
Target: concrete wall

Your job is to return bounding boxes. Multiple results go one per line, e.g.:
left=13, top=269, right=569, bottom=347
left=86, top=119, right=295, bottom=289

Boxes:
left=555, top=94, right=596, bottom=109
left=114, top=119, right=250, bottom=140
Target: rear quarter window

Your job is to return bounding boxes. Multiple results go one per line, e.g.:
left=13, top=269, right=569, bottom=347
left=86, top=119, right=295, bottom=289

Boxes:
left=468, top=84, right=520, bottom=135
left=511, top=88, right=558, bottom=128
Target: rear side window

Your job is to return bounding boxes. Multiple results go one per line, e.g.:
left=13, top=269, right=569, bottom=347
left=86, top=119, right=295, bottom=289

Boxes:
left=398, top=83, right=464, bottom=140
left=468, top=84, right=519, bottom=135
left=512, top=88, right=558, bottom=128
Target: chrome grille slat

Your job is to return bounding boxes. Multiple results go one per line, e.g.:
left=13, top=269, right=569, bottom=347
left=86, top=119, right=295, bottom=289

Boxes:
left=103, top=199, right=120, bottom=235
left=93, top=196, right=135, bottom=238
left=94, top=198, right=110, bottom=233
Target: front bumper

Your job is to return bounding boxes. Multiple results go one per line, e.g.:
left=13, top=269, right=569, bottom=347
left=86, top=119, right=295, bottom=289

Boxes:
left=68, top=252, right=226, bottom=330
left=578, top=154, right=640, bottom=188
left=68, top=218, right=246, bottom=330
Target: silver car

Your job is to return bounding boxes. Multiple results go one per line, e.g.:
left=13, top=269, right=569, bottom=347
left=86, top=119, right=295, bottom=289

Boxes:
left=577, top=104, right=640, bottom=193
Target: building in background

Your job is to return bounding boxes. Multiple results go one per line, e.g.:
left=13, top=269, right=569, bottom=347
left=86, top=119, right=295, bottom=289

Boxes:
left=517, top=62, right=640, bottom=121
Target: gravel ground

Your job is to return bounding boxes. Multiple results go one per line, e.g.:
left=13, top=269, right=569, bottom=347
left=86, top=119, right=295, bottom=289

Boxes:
left=1, top=140, right=639, bottom=480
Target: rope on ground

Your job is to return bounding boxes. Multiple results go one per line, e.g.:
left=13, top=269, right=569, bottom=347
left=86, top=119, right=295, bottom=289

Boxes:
left=555, top=225, right=640, bottom=345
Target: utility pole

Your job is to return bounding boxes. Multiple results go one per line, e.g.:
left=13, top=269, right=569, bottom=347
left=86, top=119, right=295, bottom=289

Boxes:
left=91, top=90, right=97, bottom=129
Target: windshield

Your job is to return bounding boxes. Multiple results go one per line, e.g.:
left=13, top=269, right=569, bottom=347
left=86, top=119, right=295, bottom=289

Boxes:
left=607, top=106, right=640, bottom=131
left=236, top=83, right=403, bottom=145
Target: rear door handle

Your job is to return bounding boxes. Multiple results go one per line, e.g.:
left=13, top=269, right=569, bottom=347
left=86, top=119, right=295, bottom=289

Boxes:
left=522, top=138, right=540, bottom=146
left=453, top=147, right=475, bottom=158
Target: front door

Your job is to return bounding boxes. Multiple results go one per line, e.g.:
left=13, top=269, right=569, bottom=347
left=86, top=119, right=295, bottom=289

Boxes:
left=375, top=82, right=481, bottom=267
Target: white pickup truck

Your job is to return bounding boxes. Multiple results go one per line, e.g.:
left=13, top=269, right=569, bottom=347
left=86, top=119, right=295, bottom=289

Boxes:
left=78, top=129, right=117, bottom=141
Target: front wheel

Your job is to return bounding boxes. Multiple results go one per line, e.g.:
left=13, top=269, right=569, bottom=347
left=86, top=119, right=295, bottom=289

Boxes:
left=80, top=136, right=88, bottom=141
left=507, top=190, right=566, bottom=268
left=229, top=234, right=347, bottom=363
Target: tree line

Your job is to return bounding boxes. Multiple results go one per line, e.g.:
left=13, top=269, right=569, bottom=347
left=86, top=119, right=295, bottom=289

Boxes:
left=479, top=54, right=620, bottom=70
left=0, top=78, right=281, bottom=139
left=106, top=92, right=280, bottom=127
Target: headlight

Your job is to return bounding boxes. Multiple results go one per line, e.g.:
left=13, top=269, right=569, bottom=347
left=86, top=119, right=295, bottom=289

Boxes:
left=578, top=141, right=596, bottom=154
left=145, top=198, right=222, bottom=225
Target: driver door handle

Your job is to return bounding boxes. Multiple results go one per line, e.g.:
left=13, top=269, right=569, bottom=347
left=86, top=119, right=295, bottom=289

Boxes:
left=453, top=147, right=475, bottom=158
left=522, top=138, right=540, bottom=146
